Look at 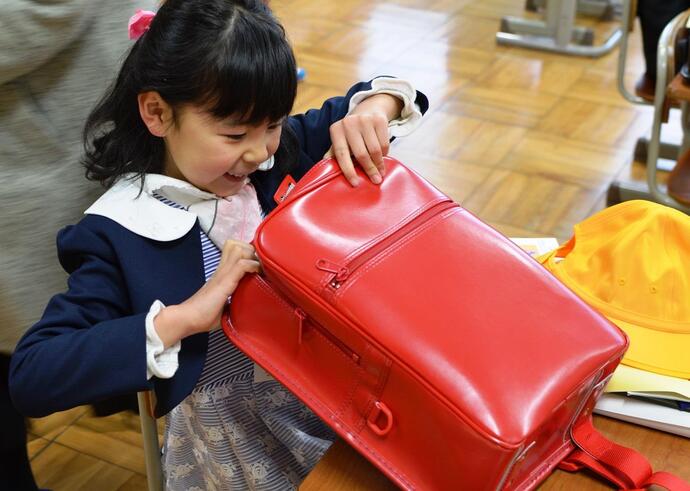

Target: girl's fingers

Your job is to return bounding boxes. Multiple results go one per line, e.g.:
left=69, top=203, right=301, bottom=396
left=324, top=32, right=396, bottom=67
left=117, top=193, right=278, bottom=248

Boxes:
left=224, top=259, right=261, bottom=295
left=215, top=256, right=261, bottom=298
left=222, top=239, right=255, bottom=254
left=344, top=118, right=381, bottom=185
left=219, top=240, right=256, bottom=266
left=329, top=122, right=358, bottom=187
left=328, top=114, right=390, bottom=186
left=373, top=116, right=390, bottom=176
left=186, top=246, right=260, bottom=334
left=361, top=122, right=387, bottom=179
left=225, top=258, right=261, bottom=285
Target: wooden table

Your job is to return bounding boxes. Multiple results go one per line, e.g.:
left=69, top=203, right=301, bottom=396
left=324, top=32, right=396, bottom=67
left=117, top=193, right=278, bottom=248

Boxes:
left=300, top=415, right=690, bottom=490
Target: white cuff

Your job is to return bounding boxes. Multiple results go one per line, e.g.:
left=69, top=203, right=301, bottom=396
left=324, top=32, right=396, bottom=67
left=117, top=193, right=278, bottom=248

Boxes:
left=347, top=77, right=423, bottom=138
left=146, top=300, right=181, bottom=380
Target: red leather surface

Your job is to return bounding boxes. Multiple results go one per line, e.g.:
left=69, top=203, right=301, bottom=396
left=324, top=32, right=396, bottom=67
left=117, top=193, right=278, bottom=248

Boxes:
left=222, top=157, right=628, bottom=490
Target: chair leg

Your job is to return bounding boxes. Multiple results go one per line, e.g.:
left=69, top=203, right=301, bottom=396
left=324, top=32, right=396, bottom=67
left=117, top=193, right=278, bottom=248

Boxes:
left=633, top=137, right=679, bottom=168
left=497, top=0, right=622, bottom=57
left=138, top=392, right=164, bottom=491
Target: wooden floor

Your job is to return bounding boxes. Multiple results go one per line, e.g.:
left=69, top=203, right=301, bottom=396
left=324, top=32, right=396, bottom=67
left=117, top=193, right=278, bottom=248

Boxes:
left=27, top=0, right=686, bottom=489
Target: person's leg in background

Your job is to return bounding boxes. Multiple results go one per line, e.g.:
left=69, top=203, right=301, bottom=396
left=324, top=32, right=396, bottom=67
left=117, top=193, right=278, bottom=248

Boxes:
left=0, top=353, right=39, bottom=491
left=637, top=0, right=690, bottom=204
left=636, top=0, right=690, bottom=99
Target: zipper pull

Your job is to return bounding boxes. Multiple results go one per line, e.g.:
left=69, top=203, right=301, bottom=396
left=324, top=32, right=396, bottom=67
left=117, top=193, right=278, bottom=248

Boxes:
left=295, top=308, right=307, bottom=344
left=315, top=259, right=349, bottom=281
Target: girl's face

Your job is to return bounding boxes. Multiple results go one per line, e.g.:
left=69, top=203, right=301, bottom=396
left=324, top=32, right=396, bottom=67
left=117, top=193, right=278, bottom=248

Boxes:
left=163, top=104, right=283, bottom=197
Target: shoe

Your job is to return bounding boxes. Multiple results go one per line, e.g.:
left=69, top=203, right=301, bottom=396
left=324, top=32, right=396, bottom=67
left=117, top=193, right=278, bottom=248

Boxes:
left=634, top=73, right=655, bottom=102
left=668, top=148, right=690, bottom=205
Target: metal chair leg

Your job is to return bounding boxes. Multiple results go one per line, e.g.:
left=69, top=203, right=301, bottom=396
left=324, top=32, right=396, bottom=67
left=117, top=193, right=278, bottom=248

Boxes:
left=577, top=0, right=617, bottom=21
left=616, top=0, right=649, bottom=104
left=138, top=391, right=164, bottom=491
left=633, top=137, right=679, bottom=169
left=497, top=0, right=622, bottom=57
left=526, top=0, right=619, bottom=20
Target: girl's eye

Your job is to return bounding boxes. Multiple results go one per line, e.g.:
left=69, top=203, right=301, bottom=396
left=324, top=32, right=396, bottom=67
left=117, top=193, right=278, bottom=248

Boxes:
left=269, top=119, right=285, bottom=131
left=225, top=134, right=246, bottom=141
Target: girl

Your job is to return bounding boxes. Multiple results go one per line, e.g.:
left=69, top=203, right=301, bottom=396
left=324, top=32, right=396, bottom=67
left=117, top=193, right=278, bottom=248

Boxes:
left=9, top=0, right=427, bottom=489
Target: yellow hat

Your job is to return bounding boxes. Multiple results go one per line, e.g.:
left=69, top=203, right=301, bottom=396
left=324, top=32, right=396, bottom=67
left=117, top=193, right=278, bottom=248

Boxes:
left=538, top=200, right=690, bottom=379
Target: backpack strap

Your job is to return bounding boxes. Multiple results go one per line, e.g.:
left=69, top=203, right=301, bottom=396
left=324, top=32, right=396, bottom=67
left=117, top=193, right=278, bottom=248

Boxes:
left=558, top=415, right=690, bottom=490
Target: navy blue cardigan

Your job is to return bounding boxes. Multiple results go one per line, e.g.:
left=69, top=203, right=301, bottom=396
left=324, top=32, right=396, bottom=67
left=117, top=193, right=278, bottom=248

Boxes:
left=10, top=81, right=428, bottom=418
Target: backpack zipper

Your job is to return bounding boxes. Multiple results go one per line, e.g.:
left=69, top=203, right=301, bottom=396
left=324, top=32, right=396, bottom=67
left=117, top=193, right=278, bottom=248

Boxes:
left=316, top=200, right=457, bottom=290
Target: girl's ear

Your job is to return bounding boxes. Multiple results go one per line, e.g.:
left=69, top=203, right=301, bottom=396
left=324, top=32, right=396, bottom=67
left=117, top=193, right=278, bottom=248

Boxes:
left=138, top=91, right=174, bottom=137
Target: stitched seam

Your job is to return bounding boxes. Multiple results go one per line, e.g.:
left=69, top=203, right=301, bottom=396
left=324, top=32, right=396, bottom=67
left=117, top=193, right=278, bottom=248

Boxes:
left=238, top=278, right=367, bottom=422
left=513, top=442, right=573, bottom=490
left=343, top=207, right=456, bottom=293
left=316, top=199, right=448, bottom=295
left=358, top=397, right=376, bottom=433
left=341, top=197, right=448, bottom=264
left=351, top=378, right=369, bottom=432
left=339, top=422, right=414, bottom=488
left=367, top=344, right=393, bottom=400
left=361, top=351, right=393, bottom=433
left=226, top=326, right=414, bottom=488
left=375, top=354, right=393, bottom=397
left=253, top=277, right=300, bottom=311
left=337, top=207, right=458, bottom=297
left=252, top=279, right=362, bottom=369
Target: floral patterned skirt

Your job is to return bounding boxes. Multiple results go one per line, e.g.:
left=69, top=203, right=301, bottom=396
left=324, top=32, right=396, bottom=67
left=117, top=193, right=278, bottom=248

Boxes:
left=162, top=332, right=335, bottom=491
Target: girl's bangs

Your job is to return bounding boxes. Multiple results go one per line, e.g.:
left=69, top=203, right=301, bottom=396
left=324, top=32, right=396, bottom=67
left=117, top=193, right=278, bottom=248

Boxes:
left=200, top=22, right=297, bottom=124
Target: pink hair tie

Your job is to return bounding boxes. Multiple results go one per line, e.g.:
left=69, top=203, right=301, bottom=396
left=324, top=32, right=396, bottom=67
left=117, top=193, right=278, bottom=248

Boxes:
left=128, top=9, right=156, bottom=40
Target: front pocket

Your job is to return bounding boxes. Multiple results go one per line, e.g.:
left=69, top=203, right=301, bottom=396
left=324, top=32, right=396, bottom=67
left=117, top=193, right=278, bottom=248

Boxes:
left=225, top=275, right=363, bottom=420
left=315, top=200, right=458, bottom=291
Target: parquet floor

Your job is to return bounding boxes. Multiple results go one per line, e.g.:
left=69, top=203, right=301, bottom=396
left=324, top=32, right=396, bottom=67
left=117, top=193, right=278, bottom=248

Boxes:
left=26, top=0, right=687, bottom=489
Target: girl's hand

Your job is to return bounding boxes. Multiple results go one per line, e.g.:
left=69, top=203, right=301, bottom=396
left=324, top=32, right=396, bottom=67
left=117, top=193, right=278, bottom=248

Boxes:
left=325, top=93, right=403, bottom=187
left=154, top=241, right=261, bottom=347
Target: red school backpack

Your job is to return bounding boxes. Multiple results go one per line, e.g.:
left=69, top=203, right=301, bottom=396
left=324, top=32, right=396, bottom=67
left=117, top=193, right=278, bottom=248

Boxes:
left=222, top=157, right=690, bottom=490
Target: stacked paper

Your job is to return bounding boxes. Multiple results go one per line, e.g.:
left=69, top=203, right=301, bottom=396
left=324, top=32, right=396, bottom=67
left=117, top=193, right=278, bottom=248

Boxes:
left=596, top=365, right=690, bottom=438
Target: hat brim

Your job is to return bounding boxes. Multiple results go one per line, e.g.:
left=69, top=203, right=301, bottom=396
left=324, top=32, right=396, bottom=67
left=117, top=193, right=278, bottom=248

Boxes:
left=541, top=258, right=690, bottom=379
left=602, top=315, right=690, bottom=379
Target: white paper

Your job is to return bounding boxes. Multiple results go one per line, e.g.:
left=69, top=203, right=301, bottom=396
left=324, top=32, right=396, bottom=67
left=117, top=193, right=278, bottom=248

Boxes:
left=594, top=394, right=690, bottom=438
left=509, top=237, right=559, bottom=257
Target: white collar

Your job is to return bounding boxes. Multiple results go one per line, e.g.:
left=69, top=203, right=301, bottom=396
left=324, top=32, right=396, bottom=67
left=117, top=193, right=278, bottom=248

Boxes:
left=84, top=156, right=274, bottom=241
left=84, top=174, right=201, bottom=241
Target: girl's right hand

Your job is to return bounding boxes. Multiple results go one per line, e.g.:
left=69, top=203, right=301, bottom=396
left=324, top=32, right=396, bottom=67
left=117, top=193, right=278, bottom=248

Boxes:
left=154, top=241, right=261, bottom=348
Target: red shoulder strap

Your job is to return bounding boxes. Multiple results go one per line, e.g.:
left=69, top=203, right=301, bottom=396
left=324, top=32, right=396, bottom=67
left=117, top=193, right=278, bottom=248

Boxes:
left=558, top=416, right=690, bottom=490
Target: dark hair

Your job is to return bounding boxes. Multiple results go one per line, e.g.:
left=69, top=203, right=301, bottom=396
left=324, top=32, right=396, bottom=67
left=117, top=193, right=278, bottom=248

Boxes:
left=83, top=0, right=298, bottom=188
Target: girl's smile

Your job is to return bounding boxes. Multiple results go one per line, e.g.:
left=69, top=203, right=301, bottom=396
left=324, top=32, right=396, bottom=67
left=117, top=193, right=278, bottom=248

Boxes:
left=162, top=105, right=283, bottom=197
left=223, top=172, right=249, bottom=184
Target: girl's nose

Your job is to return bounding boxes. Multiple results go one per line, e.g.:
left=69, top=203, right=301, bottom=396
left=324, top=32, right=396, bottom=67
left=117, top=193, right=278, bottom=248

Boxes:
left=243, top=138, right=269, bottom=164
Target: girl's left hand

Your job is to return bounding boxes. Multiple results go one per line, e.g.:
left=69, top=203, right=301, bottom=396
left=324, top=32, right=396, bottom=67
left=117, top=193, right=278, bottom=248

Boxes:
left=325, top=93, right=402, bottom=187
